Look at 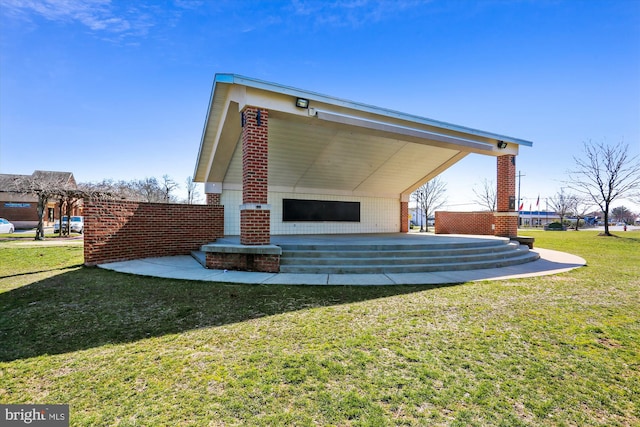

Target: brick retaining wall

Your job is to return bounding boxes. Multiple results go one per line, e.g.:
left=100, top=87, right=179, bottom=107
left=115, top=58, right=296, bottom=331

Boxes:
left=435, top=211, right=495, bottom=235
left=84, top=199, right=224, bottom=266
left=205, top=253, right=280, bottom=273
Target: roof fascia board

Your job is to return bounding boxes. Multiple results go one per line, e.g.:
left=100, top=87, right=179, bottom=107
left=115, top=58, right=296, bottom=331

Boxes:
left=194, top=78, right=221, bottom=181
left=215, top=73, right=533, bottom=147
left=202, top=88, right=237, bottom=182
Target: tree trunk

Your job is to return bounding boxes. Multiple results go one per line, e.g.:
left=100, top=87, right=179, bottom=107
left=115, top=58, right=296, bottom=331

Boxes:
left=603, top=206, right=610, bottom=236
left=64, top=201, right=72, bottom=236
left=58, top=199, right=64, bottom=237
left=35, top=196, right=46, bottom=240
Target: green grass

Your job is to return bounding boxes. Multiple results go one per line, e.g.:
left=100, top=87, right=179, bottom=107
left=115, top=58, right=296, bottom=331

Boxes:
left=0, top=231, right=81, bottom=239
left=1, top=231, right=638, bottom=426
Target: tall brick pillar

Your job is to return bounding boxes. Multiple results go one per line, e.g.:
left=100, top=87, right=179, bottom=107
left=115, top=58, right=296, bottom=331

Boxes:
left=400, top=200, right=409, bottom=232
left=240, top=106, right=270, bottom=245
left=495, top=155, right=518, bottom=237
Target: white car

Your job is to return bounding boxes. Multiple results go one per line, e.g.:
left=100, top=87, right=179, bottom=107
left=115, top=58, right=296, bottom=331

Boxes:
left=0, top=218, right=15, bottom=233
left=54, top=216, right=84, bottom=234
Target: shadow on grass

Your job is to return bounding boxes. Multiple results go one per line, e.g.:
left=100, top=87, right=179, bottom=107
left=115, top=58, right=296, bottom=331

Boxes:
left=0, top=267, right=451, bottom=362
left=0, top=264, right=84, bottom=280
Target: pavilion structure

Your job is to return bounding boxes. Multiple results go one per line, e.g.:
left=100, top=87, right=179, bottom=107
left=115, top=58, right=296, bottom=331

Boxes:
left=193, top=74, right=532, bottom=271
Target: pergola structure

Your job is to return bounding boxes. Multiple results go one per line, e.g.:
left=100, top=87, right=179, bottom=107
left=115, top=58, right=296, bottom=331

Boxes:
left=194, top=74, right=532, bottom=250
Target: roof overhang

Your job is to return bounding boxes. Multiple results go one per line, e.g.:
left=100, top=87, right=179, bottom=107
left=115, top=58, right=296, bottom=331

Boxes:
left=194, top=74, right=532, bottom=197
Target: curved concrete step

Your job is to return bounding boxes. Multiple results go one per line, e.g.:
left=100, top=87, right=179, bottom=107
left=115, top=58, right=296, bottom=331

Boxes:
left=279, top=239, right=507, bottom=252
left=281, top=243, right=518, bottom=262
left=281, top=242, right=523, bottom=264
left=278, top=241, right=539, bottom=274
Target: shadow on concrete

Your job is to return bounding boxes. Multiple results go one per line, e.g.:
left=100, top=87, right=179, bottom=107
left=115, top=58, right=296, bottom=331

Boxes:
left=0, top=267, right=453, bottom=362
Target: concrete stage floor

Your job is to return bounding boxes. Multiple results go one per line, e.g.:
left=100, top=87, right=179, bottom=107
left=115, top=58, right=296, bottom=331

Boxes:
left=98, top=233, right=586, bottom=285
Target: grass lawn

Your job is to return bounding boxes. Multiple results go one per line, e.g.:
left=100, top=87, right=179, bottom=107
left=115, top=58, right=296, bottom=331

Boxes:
left=1, top=231, right=638, bottom=426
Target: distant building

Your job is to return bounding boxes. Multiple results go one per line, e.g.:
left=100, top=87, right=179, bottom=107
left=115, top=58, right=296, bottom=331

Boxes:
left=518, top=210, right=559, bottom=227
left=0, top=170, right=80, bottom=229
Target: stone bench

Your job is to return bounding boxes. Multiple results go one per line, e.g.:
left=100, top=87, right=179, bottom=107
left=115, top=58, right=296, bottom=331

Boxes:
left=511, top=236, right=535, bottom=249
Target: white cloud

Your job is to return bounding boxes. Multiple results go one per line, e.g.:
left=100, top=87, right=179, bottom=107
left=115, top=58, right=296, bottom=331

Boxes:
left=289, top=0, right=431, bottom=28
left=1, top=0, right=155, bottom=38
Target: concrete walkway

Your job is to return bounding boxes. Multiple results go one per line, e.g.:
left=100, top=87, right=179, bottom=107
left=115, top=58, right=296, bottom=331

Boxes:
left=98, top=244, right=586, bottom=286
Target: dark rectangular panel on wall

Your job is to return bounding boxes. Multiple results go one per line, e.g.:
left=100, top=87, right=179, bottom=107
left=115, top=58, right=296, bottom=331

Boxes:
left=283, top=199, right=360, bottom=222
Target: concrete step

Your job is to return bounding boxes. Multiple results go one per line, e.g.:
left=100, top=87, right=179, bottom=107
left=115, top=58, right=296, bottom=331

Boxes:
left=191, top=250, right=206, bottom=267
left=281, top=242, right=518, bottom=264
left=281, top=243, right=517, bottom=261
left=278, top=239, right=507, bottom=252
left=280, top=250, right=539, bottom=274
left=278, top=240, right=539, bottom=274
left=280, top=248, right=526, bottom=267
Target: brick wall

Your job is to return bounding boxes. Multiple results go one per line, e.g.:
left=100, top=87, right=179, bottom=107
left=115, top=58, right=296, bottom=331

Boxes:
left=206, top=253, right=279, bottom=273
left=0, top=200, right=39, bottom=222
left=497, top=155, right=516, bottom=212
left=84, top=199, right=224, bottom=266
left=494, top=213, right=518, bottom=237
left=206, top=193, right=221, bottom=205
left=241, top=106, right=271, bottom=245
left=435, top=211, right=495, bottom=235
left=400, top=201, right=409, bottom=232
left=240, top=209, right=271, bottom=245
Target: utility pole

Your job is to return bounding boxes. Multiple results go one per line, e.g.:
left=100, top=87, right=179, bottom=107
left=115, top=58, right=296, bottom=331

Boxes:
left=517, top=171, right=525, bottom=226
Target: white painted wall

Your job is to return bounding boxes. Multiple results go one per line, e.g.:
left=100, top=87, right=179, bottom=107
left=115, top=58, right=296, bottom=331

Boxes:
left=220, top=189, right=400, bottom=235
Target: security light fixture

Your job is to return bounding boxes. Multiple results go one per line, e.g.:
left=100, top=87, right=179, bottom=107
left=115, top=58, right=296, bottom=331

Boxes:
left=295, top=97, right=309, bottom=109
left=497, top=141, right=508, bottom=149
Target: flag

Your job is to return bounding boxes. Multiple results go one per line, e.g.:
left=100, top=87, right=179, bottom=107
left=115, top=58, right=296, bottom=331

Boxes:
left=536, top=195, right=540, bottom=208
left=518, top=202, right=523, bottom=211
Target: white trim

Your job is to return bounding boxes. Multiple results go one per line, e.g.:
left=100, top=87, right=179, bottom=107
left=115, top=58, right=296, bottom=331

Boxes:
left=240, top=204, right=271, bottom=210
left=205, top=182, right=223, bottom=194
left=494, top=212, right=520, bottom=217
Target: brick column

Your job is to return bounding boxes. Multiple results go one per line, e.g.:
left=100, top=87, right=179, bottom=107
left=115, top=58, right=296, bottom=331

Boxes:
left=240, top=106, right=270, bottom=245
left=206, top=193, right=220, bottom=205
left=400, top=201, right=409, bottom=232
left=495, top=155, right=518, bottom=237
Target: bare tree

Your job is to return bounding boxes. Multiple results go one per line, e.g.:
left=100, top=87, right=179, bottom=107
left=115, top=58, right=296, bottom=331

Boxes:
left=12, top=172, right=74, bottom=240
left=80, top=176, right=181, bottom=203
left=80, top=179, right=140, bottom=200
left=611, top=206, right=633, bottom=224
left=161, top=175, right=179, bottom=203
left=567, top=141, right=640, bottom=236
left=185, top=176, right=201, bottom=204
left=134, top=177, right=164, bottom=202
left=61, top=192, right=83, bottom=236
left=472, top=178, right=496, bottom=212
left=549, top=188, right=576, bottom=226
left=571, top=197, right=593, bottom=231
left=412, top=177, right=447, bottom=232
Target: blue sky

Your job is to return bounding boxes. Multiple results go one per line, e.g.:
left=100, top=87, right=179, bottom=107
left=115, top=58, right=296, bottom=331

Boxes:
left=1, top=0, right=639, bottom=211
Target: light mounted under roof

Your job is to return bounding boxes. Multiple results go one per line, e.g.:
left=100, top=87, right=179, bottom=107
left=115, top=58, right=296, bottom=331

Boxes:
left=295, top=97, right=309, bottom=109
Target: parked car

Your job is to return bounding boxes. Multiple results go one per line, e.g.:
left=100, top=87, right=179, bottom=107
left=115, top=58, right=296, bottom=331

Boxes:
left=0, top=218, right=15, bottom=233
left=54, top=216, right=84, bottom=234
